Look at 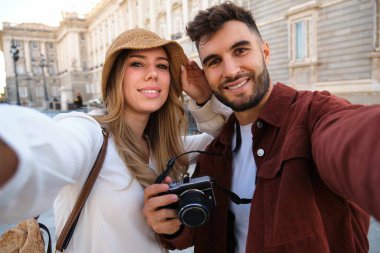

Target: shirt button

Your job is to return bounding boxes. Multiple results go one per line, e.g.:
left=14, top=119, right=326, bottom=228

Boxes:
left=257, top=148, right=265, bottom=157
left=256, top=121, right=263, bottom=128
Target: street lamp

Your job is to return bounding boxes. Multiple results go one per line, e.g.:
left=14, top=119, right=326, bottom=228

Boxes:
left=39, top=54, right=49, bottom=105
left=10, top=39, right=20, bottom=105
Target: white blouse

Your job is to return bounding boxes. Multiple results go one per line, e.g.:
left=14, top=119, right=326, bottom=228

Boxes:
left=0, top=102, right=225, bottom=253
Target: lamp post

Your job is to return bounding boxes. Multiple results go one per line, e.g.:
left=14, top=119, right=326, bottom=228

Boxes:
left=10, top=39, right=20, bottom=105
left=39, top=54, right=49, bottom=107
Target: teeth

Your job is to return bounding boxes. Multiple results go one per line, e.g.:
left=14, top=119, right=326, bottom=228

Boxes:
left=227, top=80, right=247, bottom=90
left=141, top=90, right=159, bottom=94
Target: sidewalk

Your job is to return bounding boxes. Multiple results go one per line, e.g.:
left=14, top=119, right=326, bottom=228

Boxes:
left=1, top=210, right=379, bottom=252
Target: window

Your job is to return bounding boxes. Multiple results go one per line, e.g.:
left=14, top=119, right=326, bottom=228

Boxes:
left=294, top=20, right=309, bottom=60
left=171, top=4, right=183, bottom=40
left=288, top=12, right=317, bottom=64
left=19, top=87, right=28, bottom=98
left=158, top=14, right=167, bottom=38
left=51, top=86, right=59, bottom=97
left=31, top=41, right=38, bottom=49
left=36, top=86, right=44, bottom=97
left=86, top=83, right=97, bottom=94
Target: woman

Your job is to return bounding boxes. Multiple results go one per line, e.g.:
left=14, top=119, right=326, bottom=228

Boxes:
left=0, top=29, right=225, bottom=252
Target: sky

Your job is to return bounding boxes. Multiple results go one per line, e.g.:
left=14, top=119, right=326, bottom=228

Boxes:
left=0, top=0, right=100, bottom=94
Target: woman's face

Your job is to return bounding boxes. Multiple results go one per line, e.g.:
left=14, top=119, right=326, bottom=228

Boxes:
left=122, top=47, right=171, bottom=117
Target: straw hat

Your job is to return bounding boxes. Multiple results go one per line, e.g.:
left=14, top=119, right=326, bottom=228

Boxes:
left=101, top=28, right=189, bottom=101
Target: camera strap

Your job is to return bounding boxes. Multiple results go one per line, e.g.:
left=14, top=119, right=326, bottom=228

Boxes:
left=155, top=146, right=252, bottom=205
left=155, top=150, right=223, bottom=184
left=213, top=182, right=252, bottom=205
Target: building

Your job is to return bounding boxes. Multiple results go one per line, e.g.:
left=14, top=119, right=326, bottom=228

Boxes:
left=0, top=0, right=379, bottom=110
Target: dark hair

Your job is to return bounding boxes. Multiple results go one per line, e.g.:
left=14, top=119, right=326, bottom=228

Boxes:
left=186, top=1, right=262, bottom=48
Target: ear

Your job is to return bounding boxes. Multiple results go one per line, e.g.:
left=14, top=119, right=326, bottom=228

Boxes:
left=262, top=42, right=270, bottom=65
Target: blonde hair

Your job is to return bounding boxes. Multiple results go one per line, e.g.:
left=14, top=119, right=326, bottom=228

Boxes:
left=95, top=49, right=188, bottom=187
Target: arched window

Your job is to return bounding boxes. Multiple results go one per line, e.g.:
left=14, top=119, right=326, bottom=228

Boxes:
left=171, top=3, right=183, bottom=40
left=189, top=0, right=200, bottom=20
left=158, top=13, right=167, bottom=39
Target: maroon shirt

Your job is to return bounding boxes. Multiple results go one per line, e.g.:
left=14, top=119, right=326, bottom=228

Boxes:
left=161, top=83, right=380, bottom=252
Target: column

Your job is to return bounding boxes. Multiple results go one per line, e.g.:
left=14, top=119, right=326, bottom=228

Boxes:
left=128, top=0, right=133, bottom=29
left=23, top=40, right=32, bottom=74
left=165, top=0, right=172, bottom=39
left=40, top=41, right=48, bottom=76
left=201, top=0, right=208, bottom=10
left=149, top=0, right=156, bottom=33
left=182, top=0, right=189, bottom=27
left=138, top=0, right=144, bottom=27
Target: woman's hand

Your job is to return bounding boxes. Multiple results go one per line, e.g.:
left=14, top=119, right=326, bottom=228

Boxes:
left=143, top=177, right=182, bottom=235
left=181, top=60, right=212, bottom=105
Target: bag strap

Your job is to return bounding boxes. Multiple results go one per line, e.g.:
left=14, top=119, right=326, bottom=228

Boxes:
left=55, top=127, right=109, bottom=252
left=38, top=222, right=52, bottom=253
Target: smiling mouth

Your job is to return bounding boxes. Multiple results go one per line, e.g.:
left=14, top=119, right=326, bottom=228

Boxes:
left=226, top=79, right=249, bottom=90
left=140, top=89, right=160, bottom=94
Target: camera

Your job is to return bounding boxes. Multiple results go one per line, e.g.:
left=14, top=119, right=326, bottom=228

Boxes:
left=160, top=175, right=216, bottom=228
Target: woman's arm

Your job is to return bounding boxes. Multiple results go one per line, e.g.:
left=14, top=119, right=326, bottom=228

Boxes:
left=0, top=105, right=103, bottom=223
left=188, top=95, right=232, bottom=137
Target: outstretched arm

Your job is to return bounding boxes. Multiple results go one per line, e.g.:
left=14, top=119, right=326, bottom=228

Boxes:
left=0, top=139, right=18, bottom=188
left=312, top=103, right=380, bottom=220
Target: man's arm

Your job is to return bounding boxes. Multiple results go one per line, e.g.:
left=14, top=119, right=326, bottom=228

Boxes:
left=0, top=138, right=18, bottom=188
left=311, top=104, right=380, bottom=220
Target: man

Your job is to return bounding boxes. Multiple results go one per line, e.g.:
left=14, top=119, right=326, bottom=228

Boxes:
left=73, top=90, right=83, bottom=108
left=143, top=2, right=380, bottom=253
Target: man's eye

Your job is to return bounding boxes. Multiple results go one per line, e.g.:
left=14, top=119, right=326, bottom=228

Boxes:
left=235, top=48, right=247, bottom=55
left=157, top=64, right=169, bottom=70
left=131, top=62, right=143, bottom=67
left=208, top=58, right=220, bottom=67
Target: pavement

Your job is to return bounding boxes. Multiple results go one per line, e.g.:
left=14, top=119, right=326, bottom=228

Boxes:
left=1, top=210, right=379, bottom=252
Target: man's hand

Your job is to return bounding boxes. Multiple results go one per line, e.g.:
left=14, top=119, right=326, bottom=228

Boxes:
left=181, top=60, right=212, bottom=105
left=0, top=138, right=18, bottom=188
left=143, top=177, right=182, bottom=235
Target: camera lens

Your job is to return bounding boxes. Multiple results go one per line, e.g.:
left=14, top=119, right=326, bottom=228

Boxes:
left=178, top=189, right=209, bottom=228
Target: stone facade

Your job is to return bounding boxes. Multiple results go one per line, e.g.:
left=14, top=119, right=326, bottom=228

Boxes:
left=0, top=0, right=379, bottom=109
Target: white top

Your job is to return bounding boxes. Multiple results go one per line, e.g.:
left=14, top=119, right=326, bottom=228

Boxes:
left=230, top=123, right=257, bottom=253
left=0, top=104, right=224, bottom=253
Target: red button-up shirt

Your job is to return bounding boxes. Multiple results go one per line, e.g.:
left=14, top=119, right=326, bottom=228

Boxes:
left=161, top=83, right=380, bottom=253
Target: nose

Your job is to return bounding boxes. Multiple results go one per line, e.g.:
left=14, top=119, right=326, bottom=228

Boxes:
left=145, top=68, right=158, bottom=80
left=222, top=59, right=241, bottom=79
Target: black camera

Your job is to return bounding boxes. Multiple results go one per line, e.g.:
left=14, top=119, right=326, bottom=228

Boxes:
left=160, top=175, right=216, bottom=228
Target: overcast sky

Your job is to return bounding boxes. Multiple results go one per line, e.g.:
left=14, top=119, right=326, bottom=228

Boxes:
left=0, top=0, right=100, bottom=93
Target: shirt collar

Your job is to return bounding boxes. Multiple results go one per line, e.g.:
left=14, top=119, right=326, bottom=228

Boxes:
left=218, top=82, right=297, bottom=146
left=258, top=82, right=297, bottom=128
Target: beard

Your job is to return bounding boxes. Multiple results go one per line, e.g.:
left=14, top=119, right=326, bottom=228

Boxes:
left=213, top=62, right=270, bottom=112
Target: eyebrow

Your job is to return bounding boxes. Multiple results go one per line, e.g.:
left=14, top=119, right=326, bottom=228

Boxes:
left=127, top=54, right=169, bottom=62
left=202, top=40, right=251, bottom=66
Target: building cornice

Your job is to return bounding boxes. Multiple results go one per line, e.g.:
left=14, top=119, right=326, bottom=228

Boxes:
left=86, top=0, right=116, bottom=24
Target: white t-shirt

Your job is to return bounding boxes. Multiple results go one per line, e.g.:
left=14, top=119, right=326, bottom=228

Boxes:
left=0, top=104, right=223, bottom=253
left=230, top=123, right=257, bottom=253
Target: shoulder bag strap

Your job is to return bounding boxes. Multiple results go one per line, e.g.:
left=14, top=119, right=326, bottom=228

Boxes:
left=55, top=127, right=109, bottom=252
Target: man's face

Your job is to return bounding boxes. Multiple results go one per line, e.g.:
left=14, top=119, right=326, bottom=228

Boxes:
left=198, top=20, right=271, bottom=112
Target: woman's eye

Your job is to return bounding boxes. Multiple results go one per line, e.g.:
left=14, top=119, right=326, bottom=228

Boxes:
left=131, top=62, right=143, bottom=67
left=157, top=64, right=169, bottom=70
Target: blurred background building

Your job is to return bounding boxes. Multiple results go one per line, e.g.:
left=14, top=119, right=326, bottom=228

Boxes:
left=0, top=0, right=379, bottom=110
